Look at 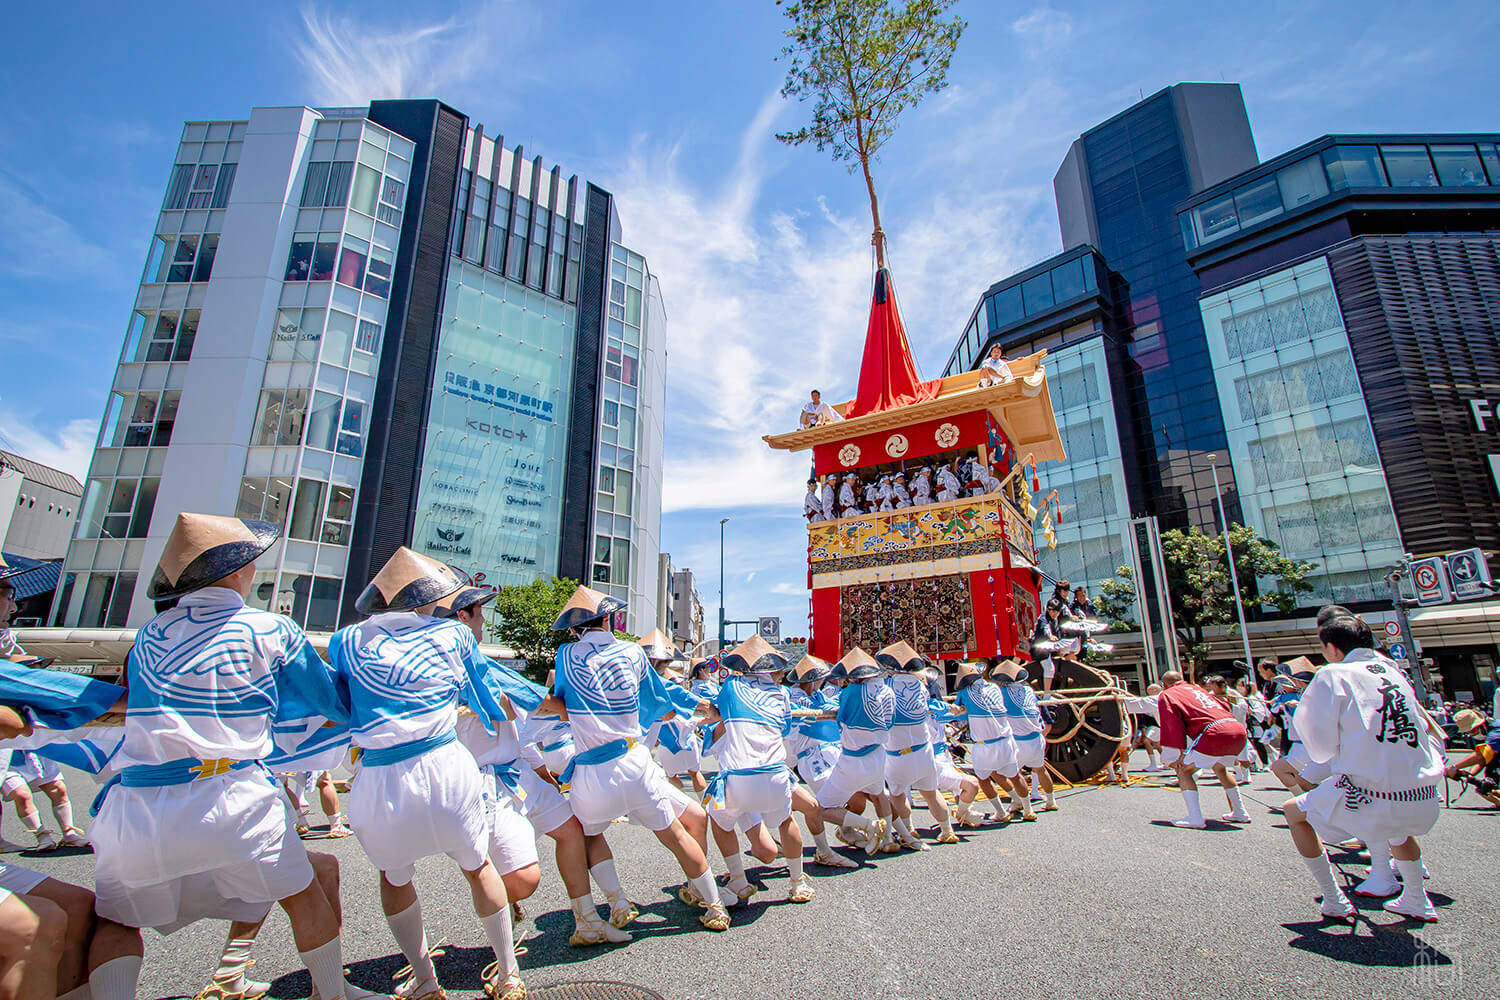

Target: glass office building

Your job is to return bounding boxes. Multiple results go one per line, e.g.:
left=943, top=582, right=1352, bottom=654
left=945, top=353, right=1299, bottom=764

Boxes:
left=1199, top=258, right=1402, bottom=605
left=56, top=100, right=666, bottom=634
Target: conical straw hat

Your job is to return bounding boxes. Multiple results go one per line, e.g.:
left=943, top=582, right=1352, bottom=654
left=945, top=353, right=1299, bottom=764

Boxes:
left=355, top=546, right=465, bottom=615
left=147, top=513, right=279, bottom=600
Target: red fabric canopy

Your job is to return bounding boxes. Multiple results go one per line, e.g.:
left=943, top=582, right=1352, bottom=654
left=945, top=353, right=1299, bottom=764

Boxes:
left=844, top=268, right=941, bottom=419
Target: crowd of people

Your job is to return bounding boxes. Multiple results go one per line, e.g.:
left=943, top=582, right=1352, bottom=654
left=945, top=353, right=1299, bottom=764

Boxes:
left=1110, top=603, right=1459, bottom=924
left=0, top=518, right=1068, bottom=1000
left=0, top=524, right=1484, bottom=999
left=803, top=454, right=1005, bottom=523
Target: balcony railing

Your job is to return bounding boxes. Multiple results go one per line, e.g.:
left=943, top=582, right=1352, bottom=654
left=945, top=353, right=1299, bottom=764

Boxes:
left=808, top=493, right=1035, bottom=573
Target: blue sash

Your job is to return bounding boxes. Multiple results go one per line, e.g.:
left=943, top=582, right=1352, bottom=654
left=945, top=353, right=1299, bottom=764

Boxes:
left=842, top=742, right=882, bottom=758
left=483, top=761, right=524, bottom=801
left=539, top=738, right=573, bottom=754
left=886, top=741, right=930, bottom=757
left=1014, top=731, right=1042, bottom=741
left=702, top=762, right=787, bottom=810
left=556, top=738, right=635, bottom=791
left=91, top=757, right=260, bottom=817
left=361, top=728, right=457, bottom=767
left=977, top=735, right=1010, bottom=745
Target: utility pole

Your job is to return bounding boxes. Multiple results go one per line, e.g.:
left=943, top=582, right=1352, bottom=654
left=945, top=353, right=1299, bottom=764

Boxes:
left=718, top=517, right=729, bottom=652
left=1385, top=560, right=1429, bottom=704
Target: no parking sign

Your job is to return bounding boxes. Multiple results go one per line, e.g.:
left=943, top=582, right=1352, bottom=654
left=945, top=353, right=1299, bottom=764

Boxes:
left=1410, top=557, right=1452, bottom=606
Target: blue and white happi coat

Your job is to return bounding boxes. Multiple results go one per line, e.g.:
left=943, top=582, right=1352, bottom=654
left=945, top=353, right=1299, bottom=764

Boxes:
left=551, top=631, right=677, bottom=752
left=118, top=587, right=346, bottom=768
left=1000, top=682, right=1044, bottom=739
left=956, top=679, right=1013, bottom=743
left=330, top=613, right=530, bottom=750
left=885, top=673, right=931, bottom=752
left=837, top=678, right=895, bottom=751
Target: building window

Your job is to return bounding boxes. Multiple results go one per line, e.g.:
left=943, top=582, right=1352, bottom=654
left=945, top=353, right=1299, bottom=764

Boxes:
left=337, top=400, right=365, bottom=457
left=338, top=237, right=368, bottom=289
left=1380, top=145, right=1438, bottom=188
left=285, top=233, right=340, bottom=282
left=289, top=479, right=327, bottom=541
left=164, top=164, right=194, bottom=210
left=1321, top=146, right=1386, bottom=190
left=153, top=234, right=218, bottom=283
left=134, top=310, right=199, bottom=363
left=253, top=389, right=309, bottom=446
left=323, top=485, right=354, bottom=545
left=115, top=391, right=180, bottom=447
left=211, top=163, right=237, bottom=208
left=301, top=161, right=353, bottom=208
left=1277, top=156, right=1329, bottom=210
left=355, top=319, right=381, bottom=355
left=1430, top=144, right=1488, bottom=187
left=305, top=391, right=344, bottom=452
left=77, top=572, right=135, bottom=628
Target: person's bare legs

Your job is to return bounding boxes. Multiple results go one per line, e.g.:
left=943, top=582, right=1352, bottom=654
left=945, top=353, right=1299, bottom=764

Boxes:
left=22, top=879, right=91, bottom=993
left=1213, top=763, right=1250, bottom=822
left=459, top=861, right=523, bottom=994
left=709, top=819, right=752, bottom=902
left=745, top=822, right=779, bottom=863
left=1283, top=797, right=1353, bottom=920
left=653, top=817, right=729, bottom=929
left=0, top=894, right=64, bottom=1000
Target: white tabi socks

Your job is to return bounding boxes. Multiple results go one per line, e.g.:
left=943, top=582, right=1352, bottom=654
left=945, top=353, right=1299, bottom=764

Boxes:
left=478, top=907, right=520, bottom=979
left=88, top=957, right=141, bottom=1000
left=209, top=932, right=268, bottom=997
left=1172, top=789, right=1206, bottom=828
left=1356, top=840, right=1400, bottom=898
left=687, top=869, right=723, bottom=907
left=720, top=849, right=753, bottom=902
left=1384, top=857, right=1438, bottom=922
left=1303, top=853, right=1353, bottom=921
left=589, top=859, right=636, bottom=926
left=1222, top=785, right=1251, bottom=823
left=387, top=900, right=439, bottom=993
left=300, top=937, right=359, bottom=1000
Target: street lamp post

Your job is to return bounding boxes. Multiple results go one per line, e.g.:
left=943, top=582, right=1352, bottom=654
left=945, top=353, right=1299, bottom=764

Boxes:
left=718, top=517, right=729, bottom=652
left=1207, top=453, right=1254, bottom=676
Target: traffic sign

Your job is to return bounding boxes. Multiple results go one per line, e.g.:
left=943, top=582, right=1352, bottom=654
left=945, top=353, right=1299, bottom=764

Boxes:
left=1384, top=620, right=1401, bottom=637
left=1446, top=547, right=1494, bottom=601
left=1389, top=642, right=1407, bottom=659
left=758, top=616, right=781, bottom=643
left=1410, top=557, right=1452, bottom=606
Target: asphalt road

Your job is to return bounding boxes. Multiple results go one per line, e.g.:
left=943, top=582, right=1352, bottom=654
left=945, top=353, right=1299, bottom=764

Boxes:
left=7, top=753, right=1495, bottom=1000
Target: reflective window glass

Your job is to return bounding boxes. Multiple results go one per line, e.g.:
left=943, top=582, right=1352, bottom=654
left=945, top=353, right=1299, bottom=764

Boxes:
left=1051, top=258, right=1087, bottom=302
left=989, top=285, right=1023, bottom=329
left=1481, top=144, right=1500, bottom=184
left=1321, top=146, right=1386, bottom=189
left=1233, top=177, right=1282, bottom=228
left=1193, top=194, right=1238, bottom=242
left=1430, top=144, right=1487, bottom=186
left=1380, top=145, right=1437, bottom=187
left=1020, top=272, right=1054, bottom=314
left=1277, top=156, right=1330, bottom=210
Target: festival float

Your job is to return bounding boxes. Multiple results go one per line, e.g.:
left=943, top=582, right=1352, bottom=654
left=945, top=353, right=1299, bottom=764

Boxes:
left=764, top=267, right=1127, bottom=782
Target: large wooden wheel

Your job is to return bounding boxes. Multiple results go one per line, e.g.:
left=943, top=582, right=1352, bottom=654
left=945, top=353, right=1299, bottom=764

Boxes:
left=1029, top=658, right=1128, bottom=784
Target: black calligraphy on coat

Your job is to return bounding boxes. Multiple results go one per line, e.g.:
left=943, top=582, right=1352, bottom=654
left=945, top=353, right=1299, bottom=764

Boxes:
left=1370, top=669, right=1420, bottom=748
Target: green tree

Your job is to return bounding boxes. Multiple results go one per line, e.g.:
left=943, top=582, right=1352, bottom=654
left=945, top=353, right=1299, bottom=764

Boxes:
left=775, top=0, right=966, bottom=267
left=492, top=576, right=579, bottom=679
left=1158, top=524, right=1315, bottom=679
left=1096, top=565, right=1138, bottom=630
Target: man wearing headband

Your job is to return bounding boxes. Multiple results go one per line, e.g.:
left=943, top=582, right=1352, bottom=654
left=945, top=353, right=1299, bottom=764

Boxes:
left=820, top=475, right=837, bottom=522
left=1282, top=615, right=1445, bottom=923
left=803, top=478, right=823, bottom=523
left=89, top=513, right=366, bottom=1000
left=838, top=473, right=861, bottom=519
left=1269, top=657, right=1324, bottom=794
left=1156, top=671, right=1251, bottom=828
left=910, top=465, right=933, bottom=506
left=445, top=585, right=636, bottom=951
left=540, top=586, right=731, bottom=932
left=810, top=648, right=895, bottom=855
left=878, top=642, right=957, bottom=847
left=332, top=547, right=531, bottom=1000
left=698, top=637, right=816, bottom=904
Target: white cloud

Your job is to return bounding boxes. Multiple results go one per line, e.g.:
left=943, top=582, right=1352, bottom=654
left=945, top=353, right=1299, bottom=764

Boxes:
left=605, top=89, right=1054, bottom=516
left=0, top=174, right=114, bottom=282
left=0, top=410, right=97, bottom=482
left=1012, top=7, right=1073, bottom=51
left=293, top=2, right=523, bottom=106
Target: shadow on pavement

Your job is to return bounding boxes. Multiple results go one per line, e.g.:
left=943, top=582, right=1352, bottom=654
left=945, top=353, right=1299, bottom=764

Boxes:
left=1283, top=917, right=1454, bottom=967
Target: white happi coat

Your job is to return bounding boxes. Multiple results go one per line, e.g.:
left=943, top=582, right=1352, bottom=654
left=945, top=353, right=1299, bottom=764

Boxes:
left=936, top=467, right=962, bottom=501
left=804, top=488, right=823, bottom=522
left=877, top=481, right=894, bottom=511
left=332, top=612, right=508, bottom=883
left=92, top=587, right=341, bottom=932
left=821, top=483, right=837, bottom=520
left=910, top=473, right=932, bottom=505
left=838, top=479, right=859, bottom=514
left=892, top=483, right=912, bottom=508
left=1295, top=648, right=1446, bottom=845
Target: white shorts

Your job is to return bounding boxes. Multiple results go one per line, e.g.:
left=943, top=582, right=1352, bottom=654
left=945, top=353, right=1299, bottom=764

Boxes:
left=708, top=768, right=795, bottom=831
left=485, top=784, right=540, bottom=876
left=517, top=767, right=575, bottom=835
left=1, top=753, right=62, bottom=794
left=349, top=740, right=489, bottom=885
left=933, top=748, right=967, bottom=793
left=1300, top=760, right=1333, bottom=785
left=795, top=744, right=841, bottom=791
left=1039, top=657, right=1056, bottom=680
left=816, top=748, right=886, bottom=808
left=1144, top=726, right=1161, bottom=744
left=1296, top=775, right=1440, bottom=847
left=566, top=744, right=682, bottom=837
left=0, top=862, right=48, bottom=905
left=970, top=737, right=1020, bottom=780
left=92, top=769, right=313, bottom=933
left=538, top=742, right=575, bottom=777
left=1286, top=744, right=1313, bottom=772
left=657, top=744, right=702, bottom=778
left=1161, top=745, right=1237, bottom=770
left=1013, top=735, right=1046, bottom=771
left=884, top=744, right=939, bottom=795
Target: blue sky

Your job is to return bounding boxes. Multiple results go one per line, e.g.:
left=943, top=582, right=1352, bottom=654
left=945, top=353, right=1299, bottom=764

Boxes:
left=2, top=1, right=1497, bottom=640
